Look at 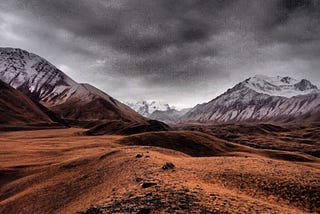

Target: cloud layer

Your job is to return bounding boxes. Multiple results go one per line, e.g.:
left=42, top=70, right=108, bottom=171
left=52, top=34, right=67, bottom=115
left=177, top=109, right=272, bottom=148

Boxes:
left=0, top=0, right=319, bottom=107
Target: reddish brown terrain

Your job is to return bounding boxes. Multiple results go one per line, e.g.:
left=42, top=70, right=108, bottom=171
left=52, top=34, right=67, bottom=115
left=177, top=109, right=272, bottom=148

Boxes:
left=177, top=123, right=320, bottom=158
left=0, top=126, right=319, bottom=214
left=0, top=9, right=319, bottom=214
left=0, top=81, right=63, bottom=131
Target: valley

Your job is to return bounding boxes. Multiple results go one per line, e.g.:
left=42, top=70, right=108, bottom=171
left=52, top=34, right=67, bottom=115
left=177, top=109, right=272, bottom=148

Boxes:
left=0, top=48, right=319, bottom=213
left=1, top=0, right=320, bottom=212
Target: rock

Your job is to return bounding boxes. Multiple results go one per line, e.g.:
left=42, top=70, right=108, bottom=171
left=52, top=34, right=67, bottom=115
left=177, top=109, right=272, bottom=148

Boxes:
left=183, top=188, right=190, bottom=192
left=81, top=206, right=101, bottom=214
left=136, top=208, right=151, bottom=214
left=141, top=182, right=157, bottom=188
left=135, top=177, right=143, bottom=182
left=99, top=154, right=107, bottom=159
left=136, top=154, right=143, bottom=158
left=162, top=162, right=175, bottom=170
left=145, top=192, right=152, bottom=197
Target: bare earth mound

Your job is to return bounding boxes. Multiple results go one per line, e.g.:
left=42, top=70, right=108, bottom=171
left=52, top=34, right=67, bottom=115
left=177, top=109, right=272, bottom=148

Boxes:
left=0, top=80, right=63, bottom=130
left=178, top=123, right=320, bottom=158
left=120, top=130, right=318, bottom=163
left=84, top=120, right=171, bottom=136
left=119, top=131, right=252, bottom=157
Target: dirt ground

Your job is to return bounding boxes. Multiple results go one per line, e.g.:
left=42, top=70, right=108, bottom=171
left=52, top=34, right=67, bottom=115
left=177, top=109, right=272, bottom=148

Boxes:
left=0, top=128, right=319, bottom=213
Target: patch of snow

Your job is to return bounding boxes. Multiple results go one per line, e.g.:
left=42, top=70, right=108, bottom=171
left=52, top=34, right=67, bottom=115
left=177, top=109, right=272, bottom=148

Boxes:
left=244, top=75, right=319, bottom=98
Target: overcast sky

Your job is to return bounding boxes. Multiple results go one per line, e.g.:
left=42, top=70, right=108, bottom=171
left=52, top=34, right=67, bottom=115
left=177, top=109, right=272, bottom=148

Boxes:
left=0, top=0, right=319, bottom=108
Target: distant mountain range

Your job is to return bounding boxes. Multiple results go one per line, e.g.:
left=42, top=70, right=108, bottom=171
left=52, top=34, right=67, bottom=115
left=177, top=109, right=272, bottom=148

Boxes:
left=126, top=101, right=190, bottom=123
left=126, top=101, right=172, bottom=117
left=181, top=75, right=320, bottom=123
left=1, top=47, right=319, bottom=127
left=127, top=76, right=320, bottom=124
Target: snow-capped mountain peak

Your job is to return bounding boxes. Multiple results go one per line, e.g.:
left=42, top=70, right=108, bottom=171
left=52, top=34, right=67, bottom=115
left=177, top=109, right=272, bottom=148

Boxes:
left=0, top=47, right=77, bottom=100
left=243, top=75, right=318, bottom=97
left=127, top=101, right=172, bottom=117
left=181, top=75, right=320, bottom=123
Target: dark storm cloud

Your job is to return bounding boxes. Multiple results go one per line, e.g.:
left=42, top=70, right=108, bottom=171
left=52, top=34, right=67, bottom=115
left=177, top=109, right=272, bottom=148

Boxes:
left=270, top=0, right=320, bottom=42
left=1, top=0, right=320, bottom=107
left=12, top=0, right=118, bottom=36
left=7, top=0, right=227, bottom=54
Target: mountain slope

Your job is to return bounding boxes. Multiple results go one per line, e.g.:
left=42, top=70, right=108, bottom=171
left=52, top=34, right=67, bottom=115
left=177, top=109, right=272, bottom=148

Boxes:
left=0, top=80, right=59, bottom=127
left=182, top=75, right=320, bottom=123
left=0, top=48, right=145, bottom=124
left=149, top=108, right=190, bottom=123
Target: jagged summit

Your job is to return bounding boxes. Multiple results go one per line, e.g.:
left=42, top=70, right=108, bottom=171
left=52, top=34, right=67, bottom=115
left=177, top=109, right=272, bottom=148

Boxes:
left=126, top=101, right=172, bottom=117
left=242, top=75, right=318, bottom=98
left=127, top=100, right=191, bottom=123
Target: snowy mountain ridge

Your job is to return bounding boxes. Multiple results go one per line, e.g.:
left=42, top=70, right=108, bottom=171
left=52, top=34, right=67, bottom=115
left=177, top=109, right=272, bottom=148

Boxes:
left=0, top=48, right=77, bottom=104
left=243, top=75, right=319, bottom=98
left=181, top=75, right=320, bottom=123
left=126, top=101, right=173, bottom=117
